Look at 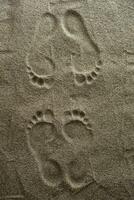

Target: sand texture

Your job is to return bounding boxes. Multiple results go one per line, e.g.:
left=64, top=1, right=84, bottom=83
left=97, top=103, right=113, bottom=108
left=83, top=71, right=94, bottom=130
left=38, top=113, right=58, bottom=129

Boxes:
left=0, top=0, right=134, bottom=199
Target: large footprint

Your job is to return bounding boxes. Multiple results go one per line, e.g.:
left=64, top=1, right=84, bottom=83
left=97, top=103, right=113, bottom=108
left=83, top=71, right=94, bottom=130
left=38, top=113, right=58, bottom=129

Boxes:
left=62, top=109, right=93, bottom=144
left=26, top=109, right=63, bottom=187
left=25, top=12, right=58, bottom=89
left=61, top=10, right=102, bottom=86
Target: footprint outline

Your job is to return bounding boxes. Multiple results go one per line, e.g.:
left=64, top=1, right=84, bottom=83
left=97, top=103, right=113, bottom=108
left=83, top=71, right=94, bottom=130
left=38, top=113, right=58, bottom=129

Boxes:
left=25, top=11, right=58, bottom=89
left=26, top=109, right=64, bottom=187
left=61, top=9, right=103, bottom=86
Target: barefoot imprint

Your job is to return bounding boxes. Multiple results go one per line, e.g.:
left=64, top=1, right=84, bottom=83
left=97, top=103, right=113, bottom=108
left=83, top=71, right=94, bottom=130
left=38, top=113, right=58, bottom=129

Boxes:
left=26, top=110, right=63, bottom=187
left=25, top=11, right=57, bottom=89
left=61, top=9, right=102, bottom=86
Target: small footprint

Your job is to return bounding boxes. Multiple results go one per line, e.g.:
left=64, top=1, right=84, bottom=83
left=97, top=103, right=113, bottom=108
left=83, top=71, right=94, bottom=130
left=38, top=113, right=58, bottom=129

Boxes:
left=62, top=109, right=93, bottom=143
left=26, top=109, right=63, bottom=187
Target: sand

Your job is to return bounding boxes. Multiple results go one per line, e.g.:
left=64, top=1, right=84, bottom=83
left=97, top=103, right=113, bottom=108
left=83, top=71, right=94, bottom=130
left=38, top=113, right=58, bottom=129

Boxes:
left=0, top=0, right=134, bottom=199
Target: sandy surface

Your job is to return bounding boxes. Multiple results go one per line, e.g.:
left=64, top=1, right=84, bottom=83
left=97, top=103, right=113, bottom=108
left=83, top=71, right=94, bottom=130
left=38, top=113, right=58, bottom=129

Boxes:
left=0, top=0, right=134, bottom=199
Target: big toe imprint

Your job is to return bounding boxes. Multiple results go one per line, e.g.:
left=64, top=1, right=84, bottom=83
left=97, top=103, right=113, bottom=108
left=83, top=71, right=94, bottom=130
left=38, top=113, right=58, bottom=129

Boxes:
left=26, top=109, right=63, bottom=187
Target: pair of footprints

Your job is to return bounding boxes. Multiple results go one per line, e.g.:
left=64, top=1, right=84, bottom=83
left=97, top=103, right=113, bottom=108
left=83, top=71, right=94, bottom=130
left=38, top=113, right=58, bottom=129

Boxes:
left=26, top=9, right=102, bottom=88
left=26, top=109, right=93, bottom=190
